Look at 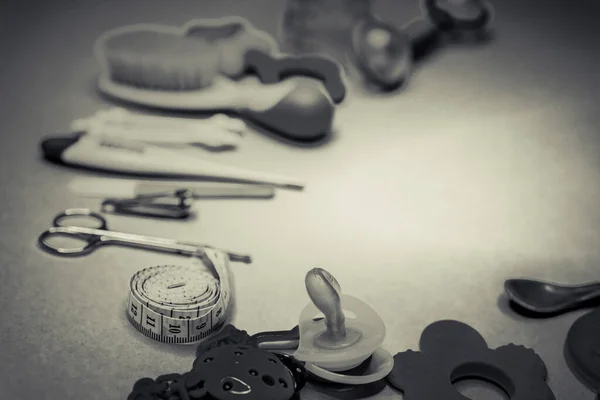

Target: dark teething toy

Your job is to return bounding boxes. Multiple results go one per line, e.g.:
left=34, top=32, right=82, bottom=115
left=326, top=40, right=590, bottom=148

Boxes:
left=195, top=324, right=386, bottom=398
left=188, top=345, right=300, bottom=400
left=565, top=308, right=600, bottom=393
left=386, top=320, right=556, bottom=400
left=127, top=327, right=307, bottom=400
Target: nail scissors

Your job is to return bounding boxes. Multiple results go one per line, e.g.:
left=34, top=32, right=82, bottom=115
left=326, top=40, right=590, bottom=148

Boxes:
left=37, top=208, right=251, bottom=263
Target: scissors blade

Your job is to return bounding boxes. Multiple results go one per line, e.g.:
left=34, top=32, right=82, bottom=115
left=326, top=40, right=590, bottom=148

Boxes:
left=56, top=226, right=199, bottom=250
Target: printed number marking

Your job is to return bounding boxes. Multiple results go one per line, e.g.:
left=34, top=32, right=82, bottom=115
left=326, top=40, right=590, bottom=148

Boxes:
left=169, top=324, right=182, bottom=334
left=146, top=315, right=156, bottom=327
left=196, top=323, right=207, bottom=330
left=130, top=304, right=138, bottom=316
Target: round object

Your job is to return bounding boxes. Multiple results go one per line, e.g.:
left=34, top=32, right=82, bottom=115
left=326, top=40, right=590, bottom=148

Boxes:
left=251, top=80, right=334, bottom=143
left=565, top=309, right=600, bottom=391
left=126, top=249, right=232, bottom=344
left=387, top=320, right=556, bottom=400
left=351, top=16, right=412, bottom=91
left=423, top=0, right=493, bottom=32
left=187, top=344, right=299, bottom=400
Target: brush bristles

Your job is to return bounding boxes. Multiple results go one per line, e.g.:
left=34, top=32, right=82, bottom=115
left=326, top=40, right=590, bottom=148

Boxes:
left=102, top=31, right=220, bottom=91
left=186, top=22, right=274, bottom=79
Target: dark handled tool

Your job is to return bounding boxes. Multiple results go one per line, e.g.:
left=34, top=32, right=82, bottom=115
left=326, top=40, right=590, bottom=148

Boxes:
left=244, top=49, right=347, bottom=104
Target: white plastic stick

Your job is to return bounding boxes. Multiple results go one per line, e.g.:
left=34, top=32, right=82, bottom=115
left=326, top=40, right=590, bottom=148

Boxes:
left=71, top=109, right=246, bottom=147
left=83, top=120, right=242, bottom=147
left=97, top=108, right=247, bottom=133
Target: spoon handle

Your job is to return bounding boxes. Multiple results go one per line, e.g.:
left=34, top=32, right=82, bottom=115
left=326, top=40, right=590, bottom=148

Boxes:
left=566, top=281, right=600, bottom=295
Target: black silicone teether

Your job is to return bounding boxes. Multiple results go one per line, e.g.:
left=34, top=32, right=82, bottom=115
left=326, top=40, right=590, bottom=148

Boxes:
left=565, top=308, right=600, bottom=392
left=194, top=324, right=254, bottom=361
left=386, top=320, right=556, bottom=400
left=188, top=344, right=298, bottom=400
left=271, top=352, right=309, bottom=392
left=128, top=373, right=187, bottom=400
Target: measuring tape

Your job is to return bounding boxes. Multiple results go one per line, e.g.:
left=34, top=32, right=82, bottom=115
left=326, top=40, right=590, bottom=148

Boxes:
left=126, top=248, right=231, bottom=344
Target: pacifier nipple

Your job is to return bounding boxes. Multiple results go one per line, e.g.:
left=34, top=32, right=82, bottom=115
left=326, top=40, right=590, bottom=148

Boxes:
left=294, top=268, right=389, bottom=375
left=305, top=268, right=361, bottom=350
left=293, top=268, right=394, bottom=384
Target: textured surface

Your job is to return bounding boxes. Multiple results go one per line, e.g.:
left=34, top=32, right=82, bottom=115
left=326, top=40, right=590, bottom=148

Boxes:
left=1, top=0, right=599, bottom=399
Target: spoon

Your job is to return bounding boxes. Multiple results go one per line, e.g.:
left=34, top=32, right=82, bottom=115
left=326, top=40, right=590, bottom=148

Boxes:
left=504, top=279, right=600, bottom=315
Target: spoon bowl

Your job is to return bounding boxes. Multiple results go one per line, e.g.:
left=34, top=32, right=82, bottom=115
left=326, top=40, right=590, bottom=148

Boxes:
left=504, top=279, right=600, bottom=315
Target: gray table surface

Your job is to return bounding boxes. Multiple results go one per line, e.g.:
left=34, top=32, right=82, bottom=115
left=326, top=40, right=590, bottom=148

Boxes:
left=1, top=0, right=599, bottom=399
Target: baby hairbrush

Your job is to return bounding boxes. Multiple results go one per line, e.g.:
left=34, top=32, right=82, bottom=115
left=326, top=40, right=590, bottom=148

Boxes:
left=94, top=16, right=347, bottom=143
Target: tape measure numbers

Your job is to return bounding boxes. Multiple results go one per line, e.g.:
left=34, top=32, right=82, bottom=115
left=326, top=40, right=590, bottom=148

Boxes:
left=126, top=248, right=231, bottom=344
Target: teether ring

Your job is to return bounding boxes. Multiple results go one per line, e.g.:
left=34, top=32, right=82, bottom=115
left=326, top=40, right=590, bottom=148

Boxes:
left=387, top=320, right=556, bottom=400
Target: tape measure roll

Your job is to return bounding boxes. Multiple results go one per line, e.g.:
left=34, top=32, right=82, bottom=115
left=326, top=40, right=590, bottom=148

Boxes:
left=126, top=248, right=231, bottom=344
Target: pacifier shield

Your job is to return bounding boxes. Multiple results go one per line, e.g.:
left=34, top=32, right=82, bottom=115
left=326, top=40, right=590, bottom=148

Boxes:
left=387, top=320, right=555, bottom=400
left=189, top=344, right=297, bottom=400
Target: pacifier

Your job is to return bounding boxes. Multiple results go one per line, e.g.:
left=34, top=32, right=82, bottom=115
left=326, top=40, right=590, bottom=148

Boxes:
left=292, top=268, right=394, bottom=385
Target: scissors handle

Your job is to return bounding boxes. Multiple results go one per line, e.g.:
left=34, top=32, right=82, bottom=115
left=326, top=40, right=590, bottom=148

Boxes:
left=38, top=209, right=109, bottom=256
left=37, top=225, right=202, bottom=257
left=52, top=208, right=108, bottom=229
left=38, top=209, right=252, bottom=262
left=38, top=226, right=101, bottom=256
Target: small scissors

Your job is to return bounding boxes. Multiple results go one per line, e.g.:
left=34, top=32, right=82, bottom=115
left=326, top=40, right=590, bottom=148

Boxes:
left=37, top=208, right=251, bottom=263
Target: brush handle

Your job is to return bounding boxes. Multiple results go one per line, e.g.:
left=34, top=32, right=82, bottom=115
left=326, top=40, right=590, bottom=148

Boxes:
left=98, top=75, right=336, bottom=143
left=244, top=50, right=346, bottom=104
